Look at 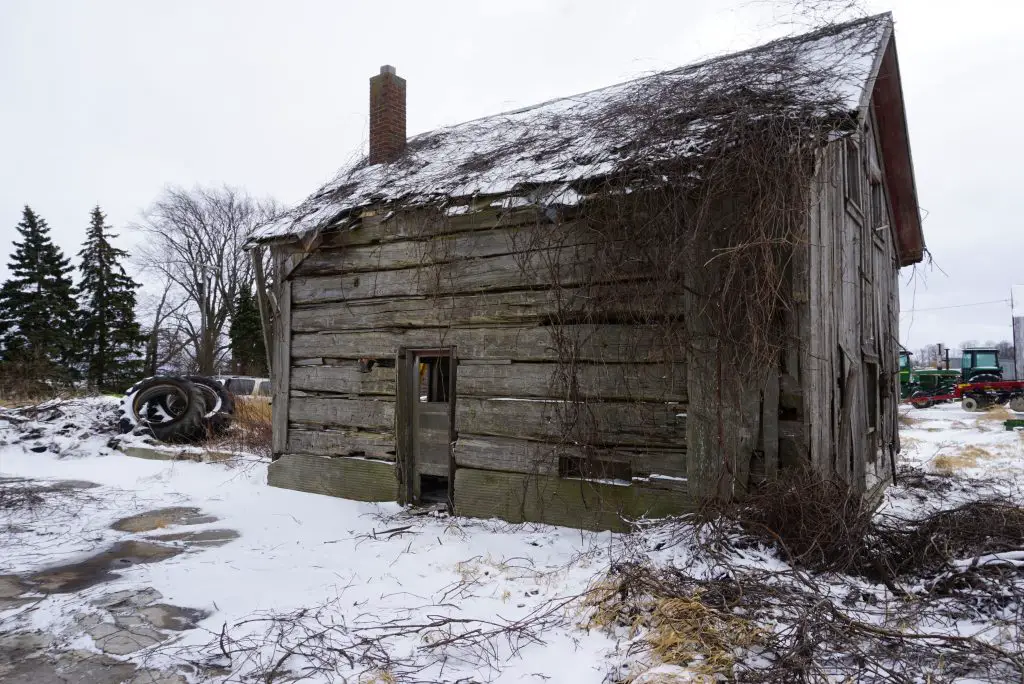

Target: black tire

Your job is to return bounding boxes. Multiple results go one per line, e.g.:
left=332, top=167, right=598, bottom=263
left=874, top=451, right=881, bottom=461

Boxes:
left=118, top=376, right=208, bottom=444
left=1009, top=396, right=1024, bottom=413
left=967, top=373, right=1001, bottom=385
left=909, top=391, right=933, bottom=409
left=961, top=396, right=980, bottom=412
left=187, top=376, right=234, bottom=435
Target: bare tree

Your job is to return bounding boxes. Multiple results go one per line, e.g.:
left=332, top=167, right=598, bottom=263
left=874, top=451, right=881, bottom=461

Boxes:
left=133, top=186, right=282, bottom=375
left=138, top=281, right=190, bottom=375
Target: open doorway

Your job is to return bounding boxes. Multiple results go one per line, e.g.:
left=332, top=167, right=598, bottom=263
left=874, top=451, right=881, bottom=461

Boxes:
left=399, top=348, right=456, bottom=509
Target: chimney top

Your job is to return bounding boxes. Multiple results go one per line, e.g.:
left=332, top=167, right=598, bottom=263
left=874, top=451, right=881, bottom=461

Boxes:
left=369, top=64, right=407, bottom=165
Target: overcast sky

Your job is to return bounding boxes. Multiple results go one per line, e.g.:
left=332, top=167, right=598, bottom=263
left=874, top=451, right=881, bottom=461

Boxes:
left=1, top=0, right=1021, bottom=353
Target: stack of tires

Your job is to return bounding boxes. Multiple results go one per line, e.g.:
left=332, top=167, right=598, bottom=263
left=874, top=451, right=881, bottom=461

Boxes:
left=118, top=376, right=234, bottom=443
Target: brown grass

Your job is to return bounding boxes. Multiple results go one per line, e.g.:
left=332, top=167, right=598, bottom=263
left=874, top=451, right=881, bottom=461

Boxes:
left=585, top=578, right=758, bottom=680
left=978, top=405, right=1014, bottom=422
left=932, top=446, right=996, bottom=473
left=897, top=410, right=917, bottom=428
left=208, top=398, right=272, bottom=458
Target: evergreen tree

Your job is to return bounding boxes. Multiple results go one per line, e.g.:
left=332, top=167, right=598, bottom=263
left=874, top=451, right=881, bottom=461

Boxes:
left=0, top=206, right=80, bottom=389
left=77, top=206, right=143, bottom=391
left=228, top=287, right=266, bottom=375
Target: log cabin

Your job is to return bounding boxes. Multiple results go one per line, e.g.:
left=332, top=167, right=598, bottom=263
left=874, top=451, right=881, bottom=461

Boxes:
left=252, top=13, right=925, bottom=531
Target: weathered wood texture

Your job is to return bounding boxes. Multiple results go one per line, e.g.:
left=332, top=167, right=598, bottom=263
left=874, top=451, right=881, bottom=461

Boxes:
left=456, top=397, right=685, bottom=448
left=454, top=468, right=694, bottom=532
left=456, top=362, right=686, bottom=402
left=293, top=246, right=625, bottom=304
left=291, top=364, right=396, bottom=395
left=289, top=396, right=394, bottom=430
left=268, top=454, right=398, bottom=502
left=292, top=325, right=680, bottom=363
left=271, top=279, right=292, bottom=456
left=454, top=434, right=687, bottom=479
left=293, top=222, right=574, bottom=278
left=287, top=428, right=395, bottom=460
left=291, top=283, right=678, bottom=333
left=801, top=115, right=902, bottom=493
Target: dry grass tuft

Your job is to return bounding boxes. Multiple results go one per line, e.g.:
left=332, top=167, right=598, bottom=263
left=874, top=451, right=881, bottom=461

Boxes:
left=897, top=410, right=917, bottom=428
left=207, top=398, right=272, bottom=459
left=932, top=446, right=996, bottom=473
left=586, top=574, right=761, bottom=678
left=978, top=405, right=1014, bottom=422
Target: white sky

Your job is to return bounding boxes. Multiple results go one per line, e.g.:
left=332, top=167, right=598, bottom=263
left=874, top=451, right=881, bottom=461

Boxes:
left=1, top=0, right=1021, bottom=352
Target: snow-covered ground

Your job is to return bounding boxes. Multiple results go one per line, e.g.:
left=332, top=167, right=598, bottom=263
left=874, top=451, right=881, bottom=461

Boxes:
left=1, top=398, right=1022, bottom=683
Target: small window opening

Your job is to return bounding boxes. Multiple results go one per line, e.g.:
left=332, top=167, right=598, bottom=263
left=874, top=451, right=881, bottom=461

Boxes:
left=418, top=357, right=450, bottom=403
left=419, top=474, right=449, bottom=504
left=870, top=181, right=886, bottom=231
left=558, top=456, right=632, bottom=483
left=845, top=140, right=862, bottom=207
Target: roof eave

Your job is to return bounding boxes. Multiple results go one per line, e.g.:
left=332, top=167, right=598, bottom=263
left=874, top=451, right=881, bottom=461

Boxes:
left=869, top=27, right=926, bottom=267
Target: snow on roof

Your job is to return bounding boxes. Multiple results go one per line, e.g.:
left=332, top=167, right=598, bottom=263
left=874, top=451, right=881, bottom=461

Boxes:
left=258, top=13, right=891, bottom=242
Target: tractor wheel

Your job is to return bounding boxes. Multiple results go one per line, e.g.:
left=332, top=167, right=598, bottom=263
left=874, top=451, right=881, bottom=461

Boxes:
left=961, top=396, right=981, bottom=412
left=1009, top=396, right=1024, bottom=413
left=119, top=376, right=208, bottom=443
left=187, top=375, right=234, bottom=435
left=909, top=391, right=933, bottom=409
left=969, top=373, right=1001, bottom=385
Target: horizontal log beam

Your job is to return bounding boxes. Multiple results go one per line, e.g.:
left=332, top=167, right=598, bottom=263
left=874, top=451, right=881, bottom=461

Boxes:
left=456, top=397, right=686, bottom=448
left=291, top=325, right=682, bottom=363
left=457, top=361, right=686, bottom=402
left=288, top=396, right=394, bottom=430
left=291, top=364, right=396, bottom=396
left=454, top=433, right=687, bottom=478
left=288, top=428, right=396, bottom=461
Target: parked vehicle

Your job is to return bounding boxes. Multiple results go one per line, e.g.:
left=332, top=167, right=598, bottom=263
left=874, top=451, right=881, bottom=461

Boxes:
left=215, top=376, right=271, bottom=400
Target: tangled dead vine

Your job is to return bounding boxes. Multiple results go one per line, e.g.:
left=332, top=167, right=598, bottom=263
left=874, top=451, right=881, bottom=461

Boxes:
left=394, top=18, right=885, bottom=496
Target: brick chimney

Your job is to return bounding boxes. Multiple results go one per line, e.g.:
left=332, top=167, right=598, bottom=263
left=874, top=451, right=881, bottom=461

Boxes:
left=369, top=65, right=406, bottom=165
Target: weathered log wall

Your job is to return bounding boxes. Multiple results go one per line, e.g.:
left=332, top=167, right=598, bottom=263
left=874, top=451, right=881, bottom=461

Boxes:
left=266, top=107, right=906, bottom=521
left=801, top=111, right=902, bottom=493
left=271, top=206, right=691, bottom=516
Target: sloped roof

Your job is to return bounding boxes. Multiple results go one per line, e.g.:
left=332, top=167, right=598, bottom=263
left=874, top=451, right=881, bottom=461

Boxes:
left=259, top=14, right=903, bottom=244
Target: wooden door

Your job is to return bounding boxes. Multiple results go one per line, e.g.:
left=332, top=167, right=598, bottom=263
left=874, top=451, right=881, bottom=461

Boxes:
left=398, top=348, right=456, bottom=507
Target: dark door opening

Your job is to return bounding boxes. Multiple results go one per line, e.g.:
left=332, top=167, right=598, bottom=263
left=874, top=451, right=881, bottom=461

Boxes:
left=400, top=348, right=456, bottom=510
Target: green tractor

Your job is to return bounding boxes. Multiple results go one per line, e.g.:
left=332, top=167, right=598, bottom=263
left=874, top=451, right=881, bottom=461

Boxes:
left=900, top=349, right=960, bottom=408
left=958, top=346, right=1003, bottom=383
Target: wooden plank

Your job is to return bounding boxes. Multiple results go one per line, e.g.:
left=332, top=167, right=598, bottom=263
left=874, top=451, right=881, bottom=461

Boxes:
left=292, top=245, right=626, bottom=305
left=456, top=397, right=686, bottom=448
left=454, top=468, right=693, bottom=532
left=293, top=223, right=576, bottom=278
left=290, top=364, right=396, bottom=396
left=453, top=433, right=687, bottom=478
left=291, top=283, right=678, bottom=333
left=289, top=396, right=394, bottom=430
left=395, top=348, right=414, bottom=504
left=316, top=206, right=548, bottom=250
left=457, top=362, right=687, bottom=402
left=287, top=428, right=396, bottom=461
left=292, top=325, right=680, bottom=363
left=252, top=246, right=274, bottom=375
left=271, top=280, right=292, bottom=456
left=268, top=454, right=398, bottom=502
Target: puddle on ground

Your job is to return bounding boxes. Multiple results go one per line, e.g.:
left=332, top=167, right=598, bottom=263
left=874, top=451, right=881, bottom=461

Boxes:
left=26, top=541, right=182, bottom=593
left=0, top=575, right=35, bottom=610
left=138, top=603, right=209, bottom=631
left=146, top=528, right=239, bottom=547
left=111, top=507, right=218, bottom=533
